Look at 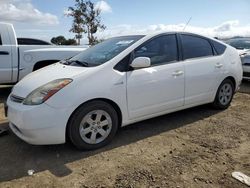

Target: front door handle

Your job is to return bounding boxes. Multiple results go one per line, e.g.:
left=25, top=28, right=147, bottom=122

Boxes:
left=215, top=63, right=223, bottom=68
left=0, top=51, right=9, bottom=55
left=172, top=70, right=184, bottom=77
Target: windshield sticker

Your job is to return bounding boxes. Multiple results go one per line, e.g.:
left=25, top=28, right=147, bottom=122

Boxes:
left=116, top=40, right=134, bottom=45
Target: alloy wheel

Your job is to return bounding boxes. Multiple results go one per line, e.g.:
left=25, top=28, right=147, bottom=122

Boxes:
left=79, top=110, right=112, bottom=144
left=218, top=83, right=233, bottom=106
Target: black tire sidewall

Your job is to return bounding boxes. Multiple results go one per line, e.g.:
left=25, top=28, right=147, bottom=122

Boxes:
left=213, top=79, right=234, bottom=109
left=68, top=101, right=119, bottom=150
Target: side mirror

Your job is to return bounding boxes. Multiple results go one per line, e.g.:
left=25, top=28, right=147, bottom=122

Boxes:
left=130, top=57, right=151, bottom=69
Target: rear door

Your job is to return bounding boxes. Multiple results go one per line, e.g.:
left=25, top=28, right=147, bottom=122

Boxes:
left=126, top=34, right=185, bottom=119
left=180, top=34, right=224, bottom=105
left=0, top=27, right=13, bottom=84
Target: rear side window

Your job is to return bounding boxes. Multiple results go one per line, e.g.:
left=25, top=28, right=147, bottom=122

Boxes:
left=134, top=34, right=178, bottom=66
left=0, top=35, right=2, bottom=45
left=17, top=38, right=51, bottom=45
left=181, top=35, right=213, bottom=60
left=211, top=40, right=226, bottom=55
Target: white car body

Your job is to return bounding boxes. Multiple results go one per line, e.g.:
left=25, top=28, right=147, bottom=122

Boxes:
left=7, top=32, right=242, bottom=146
left=0, top=22, right=86, bottom=84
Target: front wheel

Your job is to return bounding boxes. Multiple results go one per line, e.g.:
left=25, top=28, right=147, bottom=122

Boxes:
left=68, top=101, right=119, bottom=150
left=212, top=79, right=235, bottom=109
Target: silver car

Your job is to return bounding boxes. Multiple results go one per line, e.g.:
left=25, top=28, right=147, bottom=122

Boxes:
left=225, top=37, right=250, bottom=80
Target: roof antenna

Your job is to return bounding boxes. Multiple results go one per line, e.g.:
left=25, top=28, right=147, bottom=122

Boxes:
left=183, top=17, right=192, bottom=31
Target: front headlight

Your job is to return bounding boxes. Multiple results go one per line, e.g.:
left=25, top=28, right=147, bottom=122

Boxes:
left=23, top=78, right=72, bottom=105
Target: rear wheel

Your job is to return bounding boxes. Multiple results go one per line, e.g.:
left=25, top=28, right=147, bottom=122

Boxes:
left=212, top=79, right=234, bottom=109
left=68, top=101, right=119, bottom=150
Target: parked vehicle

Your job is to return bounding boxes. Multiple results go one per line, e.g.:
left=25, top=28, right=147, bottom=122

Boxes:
left=224, top=37, right=250, bottom=80
left=6, top=32, right=242, bottom=150
left=0, top=23, right=86, bottom=84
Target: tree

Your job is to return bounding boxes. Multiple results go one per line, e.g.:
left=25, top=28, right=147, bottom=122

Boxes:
left=67, top=0, right=106, bottom=45
left=51, top=36, right=66, bottom=45
left=63, top=39, right=77, bottom=45
left=51, top=36, right=77, bottom=45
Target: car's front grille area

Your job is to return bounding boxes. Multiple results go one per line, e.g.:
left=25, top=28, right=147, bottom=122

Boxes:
left=243, top=72, right=250, bottom=78
left=10, top=95, right=24, bottom=103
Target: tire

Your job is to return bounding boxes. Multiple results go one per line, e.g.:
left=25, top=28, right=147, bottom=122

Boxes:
left=68, top=101, right=119, bottom=150
left=212, top=79, right=235, bottom=110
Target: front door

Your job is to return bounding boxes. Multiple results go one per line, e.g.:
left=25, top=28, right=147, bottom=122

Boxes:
left=126, top=34, right=185, bottom=119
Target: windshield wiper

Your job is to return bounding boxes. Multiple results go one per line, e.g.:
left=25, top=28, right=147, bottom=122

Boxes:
left=61, top=60, right=89, bottom=67
left=71, top=60, right=89, bottom=67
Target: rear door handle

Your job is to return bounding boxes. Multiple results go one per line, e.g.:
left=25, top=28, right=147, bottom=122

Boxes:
left=215, top=63, right=223, bottom=68
left=0, top=51, right=9, bottom=55
left=172, top=70, right=184, bottom=77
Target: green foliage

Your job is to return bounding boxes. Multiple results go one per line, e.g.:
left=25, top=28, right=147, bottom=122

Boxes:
left=51, top=36, right=77, bottom=45
left=67, top=0, right=106, bottom=45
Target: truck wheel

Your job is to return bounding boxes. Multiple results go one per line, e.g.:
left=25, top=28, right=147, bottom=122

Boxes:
left=212, top=79, right=235, bottom=109
left=68, top=101, right=119, bottom=150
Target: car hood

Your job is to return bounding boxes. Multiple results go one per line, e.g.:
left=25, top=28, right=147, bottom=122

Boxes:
left=12, top=63, right=89, bottom=98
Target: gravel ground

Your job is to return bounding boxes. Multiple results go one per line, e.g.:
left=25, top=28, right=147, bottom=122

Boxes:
left=0, top=81, right=249, bottom=188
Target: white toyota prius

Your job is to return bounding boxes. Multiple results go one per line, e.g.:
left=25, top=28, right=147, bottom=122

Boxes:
left=6, top=32, right=242, bottom=150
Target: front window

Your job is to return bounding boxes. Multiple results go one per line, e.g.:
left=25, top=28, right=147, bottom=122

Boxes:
left=134, top=34, right=178, bottom=66
left=65, top=35, right=144, bottom=67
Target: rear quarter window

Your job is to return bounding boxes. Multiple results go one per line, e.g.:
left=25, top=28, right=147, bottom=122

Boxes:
left=17, top=38, right=51, bottom=45
left=211, top=40, right=227, bottom=55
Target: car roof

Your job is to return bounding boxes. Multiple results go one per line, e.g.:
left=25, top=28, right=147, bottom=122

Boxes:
left=146, top=31, right=212, bottom=38
left=115, top=31, right=217, bottom=41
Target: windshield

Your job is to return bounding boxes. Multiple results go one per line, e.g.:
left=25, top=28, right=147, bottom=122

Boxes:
left=225, top=38, right=250, bottom=50
left=65, top=35, right=144, bottom=67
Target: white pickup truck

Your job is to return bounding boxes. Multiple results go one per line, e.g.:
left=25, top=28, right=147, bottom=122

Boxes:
left=0, top=23, right=86, bottom=84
